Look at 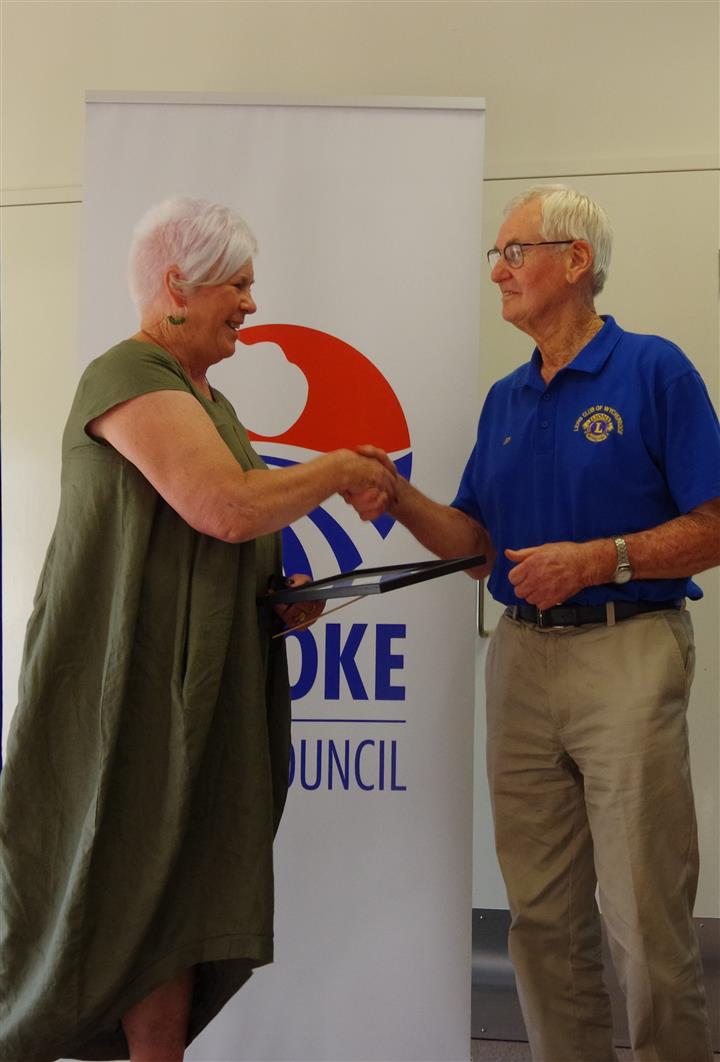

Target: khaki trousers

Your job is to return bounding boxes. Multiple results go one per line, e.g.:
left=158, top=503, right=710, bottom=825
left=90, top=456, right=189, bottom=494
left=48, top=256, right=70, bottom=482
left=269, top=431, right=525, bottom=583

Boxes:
left=486, top=607, right=713, bottom=1062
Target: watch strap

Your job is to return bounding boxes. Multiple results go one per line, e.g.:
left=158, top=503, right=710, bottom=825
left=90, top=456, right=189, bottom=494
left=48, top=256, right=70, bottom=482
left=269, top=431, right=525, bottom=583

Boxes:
left=613, top=536, right=630, bottom=569
left=612, top=536, right=633, bottom=582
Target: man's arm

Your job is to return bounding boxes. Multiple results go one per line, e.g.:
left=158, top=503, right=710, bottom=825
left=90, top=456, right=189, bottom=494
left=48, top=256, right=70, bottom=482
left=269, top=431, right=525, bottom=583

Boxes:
left=623, top=498, right=720, bottom=578
left=506, top=497, right=720, bottom=609
left=347, top=445, right=496, bottom=579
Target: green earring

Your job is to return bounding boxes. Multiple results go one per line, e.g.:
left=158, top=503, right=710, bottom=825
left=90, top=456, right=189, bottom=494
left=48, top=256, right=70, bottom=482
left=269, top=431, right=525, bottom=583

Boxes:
left=167, top=312, right=187, bottom=325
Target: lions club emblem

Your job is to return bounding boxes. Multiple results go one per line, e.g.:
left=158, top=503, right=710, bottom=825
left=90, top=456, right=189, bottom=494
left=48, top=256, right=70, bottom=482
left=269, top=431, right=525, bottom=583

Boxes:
left=573, top=405, right=624, bottom=443
left=582, top=411, right=614, bottom=442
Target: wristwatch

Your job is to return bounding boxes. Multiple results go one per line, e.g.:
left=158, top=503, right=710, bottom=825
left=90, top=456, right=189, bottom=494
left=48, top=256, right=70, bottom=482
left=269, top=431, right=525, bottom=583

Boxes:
left=612, top=536, right=633, bottom=584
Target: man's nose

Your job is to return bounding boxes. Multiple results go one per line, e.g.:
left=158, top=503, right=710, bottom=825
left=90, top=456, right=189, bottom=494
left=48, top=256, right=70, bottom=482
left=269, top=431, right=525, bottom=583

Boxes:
left=491, top=254, right=511, bottom=284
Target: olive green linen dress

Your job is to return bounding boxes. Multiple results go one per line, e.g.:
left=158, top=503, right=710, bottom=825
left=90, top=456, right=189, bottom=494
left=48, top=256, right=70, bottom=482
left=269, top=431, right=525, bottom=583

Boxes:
left=0, top=340, right=290, bottom=1061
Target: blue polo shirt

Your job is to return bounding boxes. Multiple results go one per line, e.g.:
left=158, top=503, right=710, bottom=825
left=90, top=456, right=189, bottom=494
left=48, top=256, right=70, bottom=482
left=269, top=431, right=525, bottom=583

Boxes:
left=452, top=316, right=720, bottom=605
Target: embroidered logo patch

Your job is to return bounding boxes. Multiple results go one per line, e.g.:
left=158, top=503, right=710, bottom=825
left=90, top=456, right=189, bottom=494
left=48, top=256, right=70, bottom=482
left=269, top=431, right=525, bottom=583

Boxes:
left=573, top=405, right=624, bottom=443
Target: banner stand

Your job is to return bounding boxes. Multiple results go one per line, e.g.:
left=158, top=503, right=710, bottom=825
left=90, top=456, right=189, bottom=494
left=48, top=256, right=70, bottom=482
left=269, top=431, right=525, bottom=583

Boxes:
left=81, top=93, right=485, bottom=1062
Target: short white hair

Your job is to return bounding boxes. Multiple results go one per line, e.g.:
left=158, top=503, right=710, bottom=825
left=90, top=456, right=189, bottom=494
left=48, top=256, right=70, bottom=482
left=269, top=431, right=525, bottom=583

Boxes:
left=128, top=196, right=258, bottom=313
left=504, top=184, right=612, bottom=295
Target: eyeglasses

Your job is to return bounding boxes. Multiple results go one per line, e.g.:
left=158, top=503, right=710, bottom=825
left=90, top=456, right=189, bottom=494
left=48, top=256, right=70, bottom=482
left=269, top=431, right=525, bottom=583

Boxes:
left=486, top=240, right=574, bottom=269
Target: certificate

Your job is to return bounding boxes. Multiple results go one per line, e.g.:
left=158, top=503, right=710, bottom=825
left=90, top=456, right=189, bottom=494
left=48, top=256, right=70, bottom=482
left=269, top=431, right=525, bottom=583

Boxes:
left=264, top=554, right=486, bottom=604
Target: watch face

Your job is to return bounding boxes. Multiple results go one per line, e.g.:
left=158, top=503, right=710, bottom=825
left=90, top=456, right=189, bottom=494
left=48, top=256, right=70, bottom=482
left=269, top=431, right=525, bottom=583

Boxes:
left=613, top=566, right=632, bottom=584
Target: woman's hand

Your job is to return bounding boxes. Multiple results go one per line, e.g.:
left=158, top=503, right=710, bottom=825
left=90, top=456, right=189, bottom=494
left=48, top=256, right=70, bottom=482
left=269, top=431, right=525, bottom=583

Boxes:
left=354, top=444, right=397, bottom=475
left=273, top=574, right=326, bottom=631
left=341, top=444, right=398, bottom=521
left=337, top=447, right=398, bottom=506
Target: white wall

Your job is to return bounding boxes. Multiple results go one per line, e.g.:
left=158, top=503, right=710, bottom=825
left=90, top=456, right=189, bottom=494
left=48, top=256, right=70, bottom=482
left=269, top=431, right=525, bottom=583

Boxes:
left=2, top=0, right=719, bottom=916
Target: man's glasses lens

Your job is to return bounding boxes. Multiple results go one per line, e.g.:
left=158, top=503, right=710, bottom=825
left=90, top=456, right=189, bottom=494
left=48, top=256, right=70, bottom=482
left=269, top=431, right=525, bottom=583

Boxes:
left=505, top=243, right=524, bottom=267
left=487, top=243, right=524, bottom=267
left=486, top=240, right=573, bottom=268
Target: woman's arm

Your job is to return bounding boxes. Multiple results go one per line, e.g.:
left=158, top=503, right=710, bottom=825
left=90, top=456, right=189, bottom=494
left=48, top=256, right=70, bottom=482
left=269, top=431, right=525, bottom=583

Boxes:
left=88, top=390, right=397, bottom=543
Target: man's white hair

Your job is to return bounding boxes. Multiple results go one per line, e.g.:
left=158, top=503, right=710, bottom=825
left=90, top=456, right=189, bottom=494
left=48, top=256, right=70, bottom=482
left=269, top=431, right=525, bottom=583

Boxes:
left=128, top=196, right=258, bottom=314
left=505, top=184, right=612, bottom=295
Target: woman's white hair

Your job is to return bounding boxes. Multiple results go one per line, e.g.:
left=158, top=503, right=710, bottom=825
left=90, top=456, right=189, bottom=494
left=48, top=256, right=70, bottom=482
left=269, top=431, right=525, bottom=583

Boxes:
left=128, top=196, right=258, bottom=313
left=505, top=184, right=612, bottom=295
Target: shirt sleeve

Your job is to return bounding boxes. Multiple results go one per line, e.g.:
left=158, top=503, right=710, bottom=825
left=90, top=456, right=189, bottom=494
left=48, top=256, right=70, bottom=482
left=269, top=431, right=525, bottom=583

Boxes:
left=659, top=370, right=720, bottom=513
left=450, top=436, right=485, bottom=526
left=65, top=342, right=192, bottom=451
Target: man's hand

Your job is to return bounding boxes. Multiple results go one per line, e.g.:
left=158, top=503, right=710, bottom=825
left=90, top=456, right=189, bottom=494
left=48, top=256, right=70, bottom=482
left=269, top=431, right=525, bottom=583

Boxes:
left=343, top=487, right=389, bottom=521
left=505, top=541, right=607, bottom=609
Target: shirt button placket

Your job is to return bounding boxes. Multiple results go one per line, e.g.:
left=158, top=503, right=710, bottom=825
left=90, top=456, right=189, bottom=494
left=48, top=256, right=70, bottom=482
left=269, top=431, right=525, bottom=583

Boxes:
left=536, top=391, right=556, bottom=454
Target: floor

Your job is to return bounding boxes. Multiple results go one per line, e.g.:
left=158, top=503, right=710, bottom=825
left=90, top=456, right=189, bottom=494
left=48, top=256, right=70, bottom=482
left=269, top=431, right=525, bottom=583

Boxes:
left=59, top=1046, right=719, bottom=1061
left=471, top=1043, right=720, bottom=1061
left=471, top=1041, right=633, bottom=1061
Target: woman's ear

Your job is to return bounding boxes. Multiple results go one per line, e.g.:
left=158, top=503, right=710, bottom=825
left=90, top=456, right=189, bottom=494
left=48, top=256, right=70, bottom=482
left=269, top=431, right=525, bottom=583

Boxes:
left=163, top=266, right=186, bottom=308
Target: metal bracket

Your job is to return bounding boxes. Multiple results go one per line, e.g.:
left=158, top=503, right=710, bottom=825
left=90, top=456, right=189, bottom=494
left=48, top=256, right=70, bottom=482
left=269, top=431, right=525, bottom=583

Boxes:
left=477, top=580, right=489, bottom=638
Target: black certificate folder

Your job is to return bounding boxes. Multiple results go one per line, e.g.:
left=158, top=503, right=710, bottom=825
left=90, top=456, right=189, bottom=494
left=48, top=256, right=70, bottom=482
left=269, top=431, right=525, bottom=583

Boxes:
left=266, top=555, right=486, bottom=604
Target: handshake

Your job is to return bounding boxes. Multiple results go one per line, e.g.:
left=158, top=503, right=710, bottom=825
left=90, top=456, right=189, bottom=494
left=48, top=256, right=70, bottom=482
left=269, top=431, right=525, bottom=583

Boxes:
left=338, top=443, right=401, bottom=522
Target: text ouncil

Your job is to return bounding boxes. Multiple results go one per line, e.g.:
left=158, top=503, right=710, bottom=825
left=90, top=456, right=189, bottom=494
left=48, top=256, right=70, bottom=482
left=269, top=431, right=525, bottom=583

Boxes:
left=289, top=737, right=407, bottom=792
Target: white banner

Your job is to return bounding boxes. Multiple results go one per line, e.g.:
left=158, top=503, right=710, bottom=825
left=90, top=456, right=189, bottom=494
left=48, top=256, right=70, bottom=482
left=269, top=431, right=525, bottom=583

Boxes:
left=80, top=95, right=485, bottom=1062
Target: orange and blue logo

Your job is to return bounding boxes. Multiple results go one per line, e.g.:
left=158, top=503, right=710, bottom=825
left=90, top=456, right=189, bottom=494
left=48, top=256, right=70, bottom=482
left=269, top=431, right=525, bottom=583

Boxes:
left=239, top=324, right=412, bottom=576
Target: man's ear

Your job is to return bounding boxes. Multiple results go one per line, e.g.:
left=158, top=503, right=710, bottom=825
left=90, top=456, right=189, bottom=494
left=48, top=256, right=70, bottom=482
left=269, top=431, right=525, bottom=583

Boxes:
left=566, top=240, right=594, bottom=288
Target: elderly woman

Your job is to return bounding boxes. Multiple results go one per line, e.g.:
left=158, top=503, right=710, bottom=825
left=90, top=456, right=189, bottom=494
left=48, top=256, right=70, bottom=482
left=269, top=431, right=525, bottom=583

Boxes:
left=0, top=197, right=396, bottom=1061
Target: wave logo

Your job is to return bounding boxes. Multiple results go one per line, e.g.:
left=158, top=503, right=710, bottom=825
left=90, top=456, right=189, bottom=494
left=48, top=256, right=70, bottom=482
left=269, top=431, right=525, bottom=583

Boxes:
left=237, top=324, right=412, bottom=577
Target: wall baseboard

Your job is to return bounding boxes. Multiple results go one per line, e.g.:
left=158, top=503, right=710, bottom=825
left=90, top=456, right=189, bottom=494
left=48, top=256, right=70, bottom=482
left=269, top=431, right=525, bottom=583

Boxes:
left=472, top=907, right=720, bottom=1048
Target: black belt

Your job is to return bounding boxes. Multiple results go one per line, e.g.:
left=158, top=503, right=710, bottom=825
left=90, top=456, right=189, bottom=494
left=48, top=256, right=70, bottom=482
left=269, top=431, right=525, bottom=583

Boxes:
left=506, top=600, right=682, bottom=629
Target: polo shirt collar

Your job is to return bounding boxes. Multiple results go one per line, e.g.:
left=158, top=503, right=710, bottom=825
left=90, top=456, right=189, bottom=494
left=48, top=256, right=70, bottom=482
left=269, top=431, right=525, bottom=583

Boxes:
left=513, top=315, right=622, bottom=390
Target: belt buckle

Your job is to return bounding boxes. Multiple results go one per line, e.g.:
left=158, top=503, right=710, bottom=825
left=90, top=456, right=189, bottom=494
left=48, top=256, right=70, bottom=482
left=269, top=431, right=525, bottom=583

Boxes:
left=537, top=606, right=575, bottom=630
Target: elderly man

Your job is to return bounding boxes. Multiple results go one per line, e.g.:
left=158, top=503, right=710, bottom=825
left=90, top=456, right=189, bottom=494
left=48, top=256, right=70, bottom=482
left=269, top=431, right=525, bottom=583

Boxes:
left=351, top=185, right=720, bottom=1061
